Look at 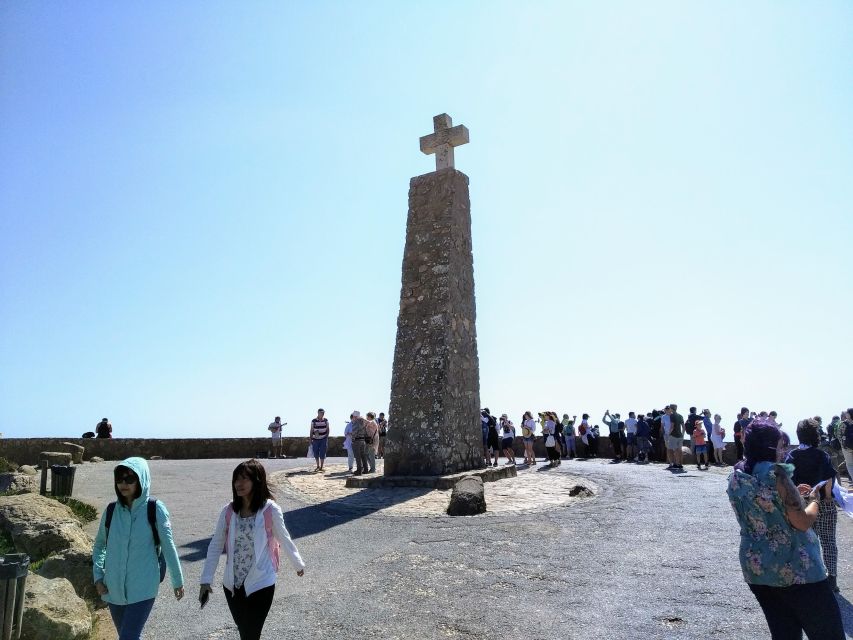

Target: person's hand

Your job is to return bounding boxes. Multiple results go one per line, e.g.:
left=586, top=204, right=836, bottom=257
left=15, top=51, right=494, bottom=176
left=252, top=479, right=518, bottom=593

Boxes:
left=808, top=485, right=823, bottom=502
left=199, top=584, right=213, bottom=602
left=296, top=569, right=305, bottom=577
left=174, top=586, right=184, bottom=600
left=797, top=483, right=811, bottom=497
left=94, top=580, right=108, bottom=596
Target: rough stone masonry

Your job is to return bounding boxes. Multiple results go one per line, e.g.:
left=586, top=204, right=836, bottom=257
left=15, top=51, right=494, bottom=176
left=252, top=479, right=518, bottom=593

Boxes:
left=384, top=114, right=483, bottom=476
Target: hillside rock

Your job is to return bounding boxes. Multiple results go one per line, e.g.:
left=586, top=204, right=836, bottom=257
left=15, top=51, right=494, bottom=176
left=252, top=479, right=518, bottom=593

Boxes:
left=0, top=472, right=37, bottom=495
left=37, top=548, right=97, bottom=601
left=21, top=574, right=91, bottom=640
left=0, top=494, right=92, bottom=559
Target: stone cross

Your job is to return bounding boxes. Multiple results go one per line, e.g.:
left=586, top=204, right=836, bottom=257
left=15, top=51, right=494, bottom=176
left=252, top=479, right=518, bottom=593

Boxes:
left=419, top=113, right=469, bottom=171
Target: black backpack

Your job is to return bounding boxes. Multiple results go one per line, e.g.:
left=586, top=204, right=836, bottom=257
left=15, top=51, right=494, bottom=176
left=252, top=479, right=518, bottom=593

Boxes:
left=105, top=498, right=166, bottom=583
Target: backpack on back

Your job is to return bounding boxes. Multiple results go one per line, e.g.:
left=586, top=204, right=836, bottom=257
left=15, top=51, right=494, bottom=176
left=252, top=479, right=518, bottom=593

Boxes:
left=105, top=498, right=166, bottom=582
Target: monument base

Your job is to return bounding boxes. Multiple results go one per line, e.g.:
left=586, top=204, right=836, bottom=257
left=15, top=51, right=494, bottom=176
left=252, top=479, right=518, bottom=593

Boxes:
left=345, top=464, right=516, bottom=490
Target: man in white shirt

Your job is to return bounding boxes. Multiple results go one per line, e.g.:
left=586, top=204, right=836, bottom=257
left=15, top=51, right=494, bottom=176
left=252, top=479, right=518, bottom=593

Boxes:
left=660, top=407, right=674, bottom=469
left=268, top=417, right=285, bottom=458
left=624, top=411, right=638, bottom=462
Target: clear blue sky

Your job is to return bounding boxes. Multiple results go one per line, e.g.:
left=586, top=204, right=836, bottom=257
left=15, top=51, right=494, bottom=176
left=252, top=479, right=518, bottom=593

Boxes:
left=1, top=2, right=851, bottom=439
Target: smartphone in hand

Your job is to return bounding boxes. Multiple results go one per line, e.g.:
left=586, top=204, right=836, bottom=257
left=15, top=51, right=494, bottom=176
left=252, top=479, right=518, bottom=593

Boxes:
left=200, top=590, right=210, bottom=609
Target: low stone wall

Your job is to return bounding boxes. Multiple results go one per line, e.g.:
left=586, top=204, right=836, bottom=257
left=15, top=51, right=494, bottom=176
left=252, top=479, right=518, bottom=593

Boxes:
left=0, top=436, right=742, bottom=467
left=0, top=437, right=346, bottom=465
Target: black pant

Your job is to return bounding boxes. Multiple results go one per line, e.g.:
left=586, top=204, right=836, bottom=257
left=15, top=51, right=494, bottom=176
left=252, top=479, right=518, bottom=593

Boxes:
left=748, top=580, right=843, bottom=640
left=609, top=433, right=622, bottom=458
left=223, top=584, right=275, bottom=640
left=735, top=438, right=744, bottom=460
left=353, top=440, right=369, bottom=473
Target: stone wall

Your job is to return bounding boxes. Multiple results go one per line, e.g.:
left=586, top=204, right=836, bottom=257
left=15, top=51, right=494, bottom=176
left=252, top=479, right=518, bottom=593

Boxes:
left=0, top=437, right=345, bottom=465
left=385, top=168, right=483, bottom=476
left=0, top=436, right=746, bottom=467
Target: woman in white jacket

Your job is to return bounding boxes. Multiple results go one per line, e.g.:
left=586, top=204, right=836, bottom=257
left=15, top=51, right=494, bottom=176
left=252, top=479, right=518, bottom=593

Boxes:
left=199, top=460, right=305, bottom=640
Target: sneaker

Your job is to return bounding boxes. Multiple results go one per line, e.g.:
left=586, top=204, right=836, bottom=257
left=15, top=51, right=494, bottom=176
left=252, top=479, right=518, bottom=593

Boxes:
left=665, top=465, right=674, bottom=470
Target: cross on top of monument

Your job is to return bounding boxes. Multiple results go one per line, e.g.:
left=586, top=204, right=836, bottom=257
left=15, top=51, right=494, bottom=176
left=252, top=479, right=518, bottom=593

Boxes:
left=419, top=113, right=469, bottom=171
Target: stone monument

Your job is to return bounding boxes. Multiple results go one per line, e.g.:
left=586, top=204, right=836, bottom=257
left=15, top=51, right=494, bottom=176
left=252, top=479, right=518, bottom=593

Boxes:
left=384, top=114, right=483, bottom=476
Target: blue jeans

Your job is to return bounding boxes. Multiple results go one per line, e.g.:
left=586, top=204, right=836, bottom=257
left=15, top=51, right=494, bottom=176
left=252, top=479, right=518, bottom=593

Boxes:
left=311, top=437, right=328, bottom=460
left=108, top=599, right=155, bottom=640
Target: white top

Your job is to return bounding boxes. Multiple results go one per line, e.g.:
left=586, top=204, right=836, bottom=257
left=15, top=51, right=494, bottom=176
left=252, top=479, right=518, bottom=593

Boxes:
left=543, top=420, right=556, bottom=435
left=624, top=418, right=637, bottom=434
left=711, top=422, right=725, bottom=446
left=343, top=421, right=354, bottom=451
left=660, top=414, right=672, bottom=437
left=268, top=422, right=282, bottom=439
left=201, top=500, right=305, bottom=597
left=522, top=419, right=536, bottom=437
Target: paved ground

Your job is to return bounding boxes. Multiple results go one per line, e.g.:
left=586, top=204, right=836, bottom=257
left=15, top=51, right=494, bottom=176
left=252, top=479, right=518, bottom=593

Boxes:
left=72, top=457, right=853, bottom=640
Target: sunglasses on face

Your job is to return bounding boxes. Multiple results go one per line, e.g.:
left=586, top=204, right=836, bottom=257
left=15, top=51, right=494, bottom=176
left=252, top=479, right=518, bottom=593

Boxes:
left=115, top=475, right=138, bottom=485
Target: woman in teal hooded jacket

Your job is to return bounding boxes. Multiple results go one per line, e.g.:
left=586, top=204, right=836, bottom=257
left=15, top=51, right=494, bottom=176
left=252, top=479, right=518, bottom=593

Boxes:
left=92, top=457, right=185, bottom=640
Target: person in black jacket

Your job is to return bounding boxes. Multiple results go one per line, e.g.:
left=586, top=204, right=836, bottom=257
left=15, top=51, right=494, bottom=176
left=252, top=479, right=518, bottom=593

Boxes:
left=785, top=418, right=839, bottom=593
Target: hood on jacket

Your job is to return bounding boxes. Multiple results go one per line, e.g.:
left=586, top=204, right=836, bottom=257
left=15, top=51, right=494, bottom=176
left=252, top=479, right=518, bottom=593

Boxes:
left=113, top=456, right=151, bottom=508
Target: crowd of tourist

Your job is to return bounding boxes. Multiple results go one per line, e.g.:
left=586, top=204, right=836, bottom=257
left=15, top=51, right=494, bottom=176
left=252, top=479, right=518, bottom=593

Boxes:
left=478, top=406, right=853, bottom=476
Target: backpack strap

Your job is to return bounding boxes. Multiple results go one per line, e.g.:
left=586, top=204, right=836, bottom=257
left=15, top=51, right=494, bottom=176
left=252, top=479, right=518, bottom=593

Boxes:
left=263, top=506, right=280, bottom=571
left=104, top=502, right=117, bottom=542
left=147, top=498, right=160, bottom=547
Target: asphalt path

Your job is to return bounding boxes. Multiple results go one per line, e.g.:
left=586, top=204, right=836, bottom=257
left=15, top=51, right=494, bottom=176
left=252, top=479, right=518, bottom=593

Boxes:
left=72, top=457, right=853, bottom=640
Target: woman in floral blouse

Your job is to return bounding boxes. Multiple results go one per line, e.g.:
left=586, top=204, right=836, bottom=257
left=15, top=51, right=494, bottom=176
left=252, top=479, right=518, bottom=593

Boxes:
left=727, top=417, right=843, bottom=639
left=200, top=460, right=305, bottom=640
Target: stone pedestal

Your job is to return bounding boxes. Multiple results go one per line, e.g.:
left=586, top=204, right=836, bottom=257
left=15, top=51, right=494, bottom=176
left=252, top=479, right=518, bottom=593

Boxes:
left=384, top=168, right=483, bottom=476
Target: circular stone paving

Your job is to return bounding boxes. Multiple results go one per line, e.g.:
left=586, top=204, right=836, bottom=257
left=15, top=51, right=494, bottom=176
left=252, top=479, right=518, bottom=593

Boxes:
left=271, top=462, right=596, bottom=517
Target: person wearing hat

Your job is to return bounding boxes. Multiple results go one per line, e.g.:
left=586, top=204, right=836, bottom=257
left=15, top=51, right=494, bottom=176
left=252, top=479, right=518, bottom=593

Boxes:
left=350, top=412, right=370, bottom=475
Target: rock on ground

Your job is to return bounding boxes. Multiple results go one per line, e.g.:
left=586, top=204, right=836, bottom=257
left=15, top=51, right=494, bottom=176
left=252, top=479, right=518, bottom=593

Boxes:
left=18, top=465, right=38, bottom=476
left=0, top=472, right=37, bottom=494
left=89, top=457, right=104, bottom=463
left=447, top=476, right=486, bottom=516
left=21, top=574, right=91, bottom=640
left=62, top=443, right=85, bottom=465
left=0, top=494, right=93, bottom=559
left=37, top=548, right=98, bottom=601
